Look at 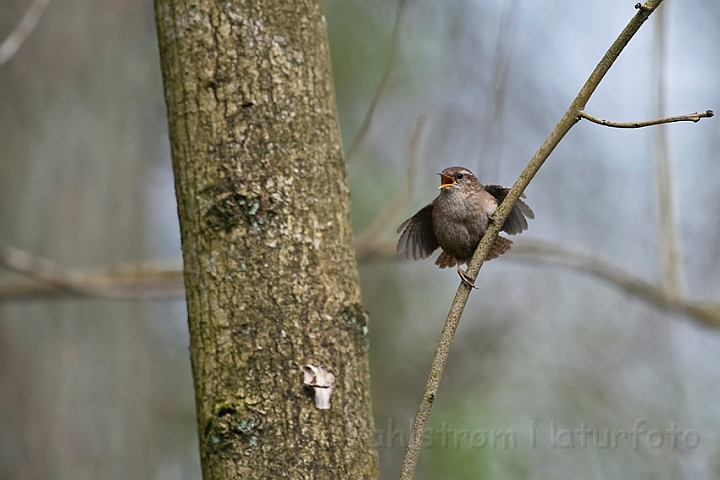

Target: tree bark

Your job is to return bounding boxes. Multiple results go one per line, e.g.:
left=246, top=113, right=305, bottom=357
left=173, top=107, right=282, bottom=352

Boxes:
left=153, top=1, right=379, bottom=479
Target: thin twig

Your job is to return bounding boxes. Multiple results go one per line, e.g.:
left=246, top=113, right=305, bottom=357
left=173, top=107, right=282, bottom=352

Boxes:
left=399, top=2, right=668, bottom=478
left=345, top=0, right=408, bottom=166
left=0, top=243, right=184, bottom=300
left=579, top=109, right=713, bottom=128
left=0, top=0, right=52, bottom=68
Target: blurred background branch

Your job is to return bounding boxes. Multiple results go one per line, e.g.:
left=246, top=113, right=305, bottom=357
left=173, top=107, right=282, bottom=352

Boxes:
left=652, top=4, right=684, bottom=301
left=354, top=114, right=427, bottom=260
left=0, top=243, right=184, bottom=299
left=0, top=0, right=51, bottom=67
left=4, top=235, right=719, bottom=328
left=507, top=239, right=720, bottom=328
left=477, top=0, right=520, bottom=178
left=346, top=0, right=407, bottom=172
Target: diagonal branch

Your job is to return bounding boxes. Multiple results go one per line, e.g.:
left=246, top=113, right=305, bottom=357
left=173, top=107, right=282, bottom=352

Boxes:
left=579, top=109, right=713, bottom=128
left=399, top=1, right=670, bottom=478
left=0, top=0, right=52, bottom=68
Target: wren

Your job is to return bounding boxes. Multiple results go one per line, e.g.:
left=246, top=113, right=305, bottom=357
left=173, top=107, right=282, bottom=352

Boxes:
left=397, top=166, right=534, bottom=288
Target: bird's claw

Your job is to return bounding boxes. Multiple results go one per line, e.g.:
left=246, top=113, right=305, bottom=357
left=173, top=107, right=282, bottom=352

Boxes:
left=457, top=266, right=478, bottom=289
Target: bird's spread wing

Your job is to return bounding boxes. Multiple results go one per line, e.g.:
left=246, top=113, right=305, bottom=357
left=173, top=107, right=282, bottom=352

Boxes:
left=396, top=202, right=439, bottom=260
left=483, top=184, right=535, bottom=235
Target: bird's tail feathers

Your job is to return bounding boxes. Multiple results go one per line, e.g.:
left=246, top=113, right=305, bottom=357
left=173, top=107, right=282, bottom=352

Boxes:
left=487, top=236, right=512, bottom=260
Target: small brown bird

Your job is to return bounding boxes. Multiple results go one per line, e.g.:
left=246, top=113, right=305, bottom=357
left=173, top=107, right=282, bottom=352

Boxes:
left=397, top=166, right=534, bottom=288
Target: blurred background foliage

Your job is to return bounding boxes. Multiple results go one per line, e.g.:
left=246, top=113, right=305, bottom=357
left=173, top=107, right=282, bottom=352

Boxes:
left=1, top=0, right=719, bottom=479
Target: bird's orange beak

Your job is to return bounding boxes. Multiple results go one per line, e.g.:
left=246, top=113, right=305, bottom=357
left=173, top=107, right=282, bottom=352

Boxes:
left=438, top=173, right=456, bottom=189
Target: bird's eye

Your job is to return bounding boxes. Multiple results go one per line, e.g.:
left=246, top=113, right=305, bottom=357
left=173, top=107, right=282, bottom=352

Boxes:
left=457, top=173, right=464, bottom=179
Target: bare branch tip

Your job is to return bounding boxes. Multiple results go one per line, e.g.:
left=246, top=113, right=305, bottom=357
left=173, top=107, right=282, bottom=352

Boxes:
left=692, top=110, right=714, bottom=123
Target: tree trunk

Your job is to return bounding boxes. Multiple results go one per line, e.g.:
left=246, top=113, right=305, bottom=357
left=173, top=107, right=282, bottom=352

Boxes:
left=153, top=1, right=379, bottom=478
